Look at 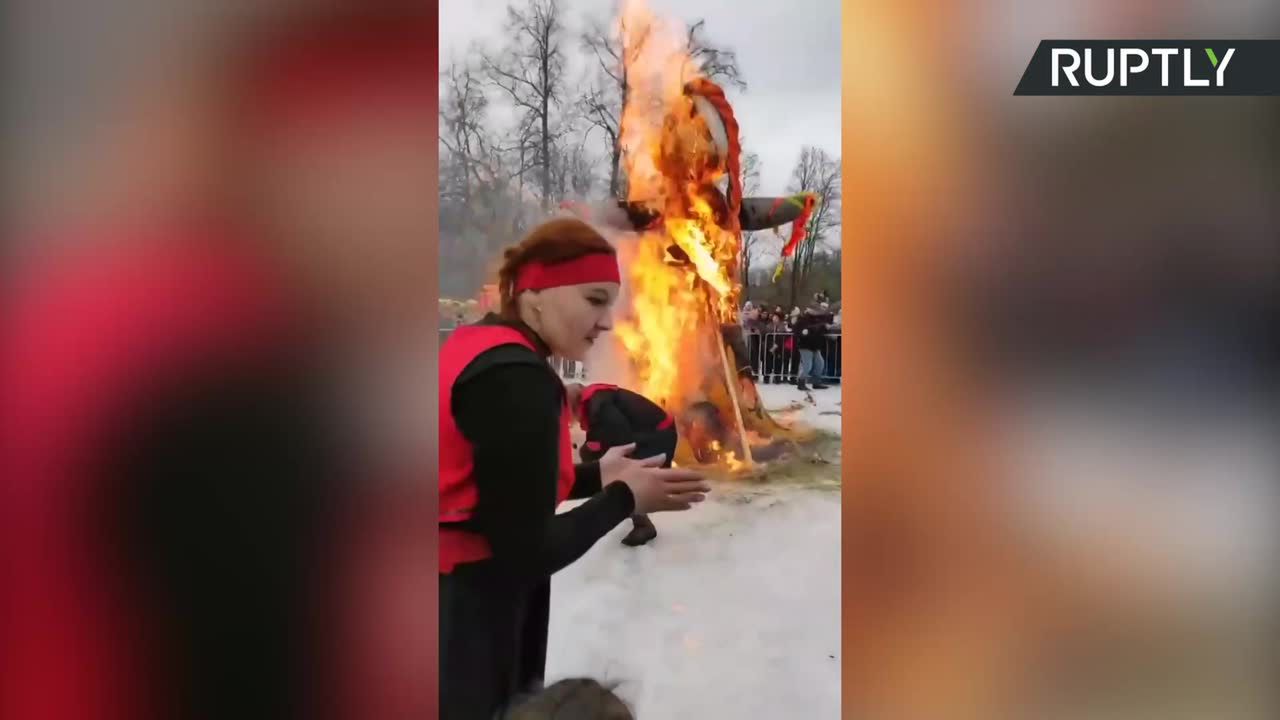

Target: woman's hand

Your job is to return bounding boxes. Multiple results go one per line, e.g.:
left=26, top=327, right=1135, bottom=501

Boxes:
left=598, top=444, right=711, bottom=514
left=597, top=443, right=643, bottom=486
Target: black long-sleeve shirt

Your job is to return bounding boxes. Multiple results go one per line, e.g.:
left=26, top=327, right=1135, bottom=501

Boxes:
left=450, top=340, right=634, bottom=584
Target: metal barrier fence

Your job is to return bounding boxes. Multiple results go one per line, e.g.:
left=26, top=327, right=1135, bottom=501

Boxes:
left=439, top=328, right=839, bottom=383
left=551, top=356, right=588, bottom=381
left=746, top=332, right=842, bottom=384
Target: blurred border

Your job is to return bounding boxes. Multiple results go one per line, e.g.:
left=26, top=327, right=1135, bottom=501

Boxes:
left=5, top=1, right=442, bottom=715
left=841, top=1, right=1277, bottom=719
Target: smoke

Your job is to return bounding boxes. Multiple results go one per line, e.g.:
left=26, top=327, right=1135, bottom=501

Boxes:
left=582, top=215, right=641, bottom=390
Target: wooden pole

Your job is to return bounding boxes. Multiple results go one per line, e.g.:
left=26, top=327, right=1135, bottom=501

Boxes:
left=695, top=277, right=755, bottom=466
left=715, top=329, right=755, bottom=466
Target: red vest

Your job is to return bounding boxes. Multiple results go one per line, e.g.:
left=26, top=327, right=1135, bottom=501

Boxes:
left=438, top=324, right=576, bottom=573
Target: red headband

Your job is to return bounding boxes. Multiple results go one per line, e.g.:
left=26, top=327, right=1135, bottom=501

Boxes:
left=514, top=253, right=621, bottom=293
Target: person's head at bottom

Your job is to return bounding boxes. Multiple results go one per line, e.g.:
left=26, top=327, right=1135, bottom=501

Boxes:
left=501, top=679, right=634, bottom=720
left=499, top=219, right=621, bottom=363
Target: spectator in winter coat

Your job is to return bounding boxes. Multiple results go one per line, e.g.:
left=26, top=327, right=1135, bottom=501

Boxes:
left=793, top=306, right=832, bottom=391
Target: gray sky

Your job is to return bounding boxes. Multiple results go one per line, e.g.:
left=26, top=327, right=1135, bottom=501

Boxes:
left=439, top=0, right=842, bottom=199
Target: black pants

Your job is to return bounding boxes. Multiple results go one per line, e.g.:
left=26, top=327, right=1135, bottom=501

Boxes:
left=764, top=348, right=787, bottom=382
left=439, top=565, right=550, bottom=719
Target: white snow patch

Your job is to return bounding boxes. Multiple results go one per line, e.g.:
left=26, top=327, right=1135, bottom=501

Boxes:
left=756, top=382, right=842, bottom=435
left=547, top=482, right=841, bottom=719
left=549, top=376, right=842, bottom=718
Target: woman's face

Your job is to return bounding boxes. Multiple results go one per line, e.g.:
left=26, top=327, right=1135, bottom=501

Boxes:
left=524, top=281, right=619, bottom=361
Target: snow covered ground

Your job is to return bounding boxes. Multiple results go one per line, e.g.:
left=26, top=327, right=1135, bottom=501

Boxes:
left=547, top=382, right=843, bottom=719
left=756, top=382, right=843, bottom=435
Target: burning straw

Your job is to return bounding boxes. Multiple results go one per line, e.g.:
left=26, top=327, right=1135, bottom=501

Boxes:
left=575, top=0, right=819, bottom=474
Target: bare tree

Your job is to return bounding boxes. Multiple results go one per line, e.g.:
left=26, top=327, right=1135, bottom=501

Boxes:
left=441, top=44, right=561, bottom=296
left=580, top=10, right=653, bottom=199
left=441, top=3, right=757, bottom=301
left=484, top=0, right=569, bottom=212
left=547, top=129, right=600, bottom=200
left=581, top=11, right=743, bottom=199
left=564, top=135, right=601, bottom=197
left=440, top=53, right=504, bottom=294
left=786, top=146, right=842, bottom=307
left=739, top=149, right=762, bottom=292
left=684, top=19, right=746, bottom=91
left=440, top=54, right=496, bottom=205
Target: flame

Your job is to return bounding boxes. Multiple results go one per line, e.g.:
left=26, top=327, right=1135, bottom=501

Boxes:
left=723, top=451, right=746, bottom=472
left=611, top=1, right=742, bottom=392
left=669, top=193, right=735, bottom=301
left=610, top=0, right=750, bottom=471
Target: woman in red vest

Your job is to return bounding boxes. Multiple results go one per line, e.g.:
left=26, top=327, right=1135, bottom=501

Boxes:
left=438, top=217, right=710, bottom=719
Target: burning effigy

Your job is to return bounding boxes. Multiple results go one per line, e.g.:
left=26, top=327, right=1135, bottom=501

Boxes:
left=565, top=1, right=826, bottom=474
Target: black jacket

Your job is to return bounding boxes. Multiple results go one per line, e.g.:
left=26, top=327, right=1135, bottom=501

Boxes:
left=576, top=386, right=677, bottom=469
left=793, top=313, right=831, bottom=351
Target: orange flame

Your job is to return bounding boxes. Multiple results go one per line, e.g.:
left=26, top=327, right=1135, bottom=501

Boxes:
left=610, top=0, right=746, bottom=467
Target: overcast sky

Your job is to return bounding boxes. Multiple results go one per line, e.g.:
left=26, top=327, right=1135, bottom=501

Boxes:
left=439, top=0, right=842, bottom=199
